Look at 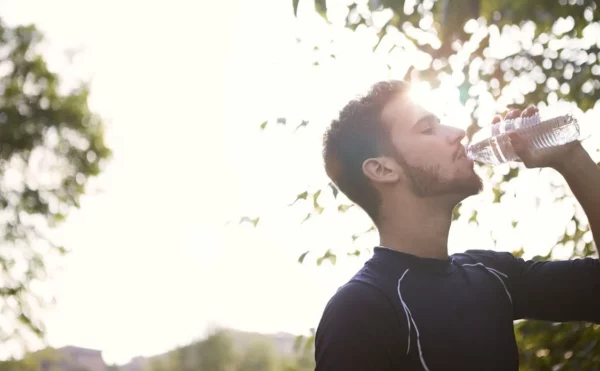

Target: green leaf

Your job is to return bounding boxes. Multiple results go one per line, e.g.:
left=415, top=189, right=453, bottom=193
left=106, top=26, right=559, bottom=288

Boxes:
left=239, top=216, right=260, bottom=227
left=504, top=166, right=520, bottom=182
left=316, top=250, right=336, bottom=266
left=328, top=182, right=339, bottom=198
left=312, top=190, right=321, bottom=210
left=301, top=213, right=312, bottom=224
left=293, top=0, right=300, bottom=16
left=298, top=251, right=310, bottom=264
left=347, top=249, right=361, bottom=257
left=315, top=0, right=328, bottom=20
left=492, top=188, right=503, bottom=203
left=469, top=210, right=479, bottom=225
left=290, top=191, right=309, bottom=205
left=338, top=204, right=353, bottom=213
left=295, top=120, right=309, bottom=131
left=260, top=121, right=268, bottom=130
left=452, top=203, right=462, bottom=221
left=350, top=225, right=377, bottom=243
left=512, top=248, right=525, bottom=259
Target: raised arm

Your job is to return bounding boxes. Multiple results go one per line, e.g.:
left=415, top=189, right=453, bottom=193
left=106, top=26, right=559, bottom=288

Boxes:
left=465, top=250, right=600, bottom=323
left=507, top=106, right=600, bottom=256
left=554, top=144, right=600, bottom=254
left=491, top=106, right=600, bottom=322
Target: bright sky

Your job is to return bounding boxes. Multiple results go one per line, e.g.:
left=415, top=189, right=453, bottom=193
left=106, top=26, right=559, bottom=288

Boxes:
left=0, top=0, right=599, bottom=366
left=0, top=0, right=375, bottom=364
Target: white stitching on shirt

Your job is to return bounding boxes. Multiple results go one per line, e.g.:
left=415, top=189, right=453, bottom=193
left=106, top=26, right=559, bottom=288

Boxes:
left=397, top=269, right=411, bottom=355
left=484, top=266, right=508, bottom=279
left=397, top=269, right=431, bottom=371
left=486, top=269, right=513, bottom=305
left=462, top=263, right=512, bottom=305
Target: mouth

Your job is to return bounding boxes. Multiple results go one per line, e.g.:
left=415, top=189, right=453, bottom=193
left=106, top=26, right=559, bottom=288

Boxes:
left=454, top=147, right=467, bottom=161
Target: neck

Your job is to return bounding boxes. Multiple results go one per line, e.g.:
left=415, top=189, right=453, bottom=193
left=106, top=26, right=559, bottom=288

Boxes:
left=377, top=195, right=454, bottom=260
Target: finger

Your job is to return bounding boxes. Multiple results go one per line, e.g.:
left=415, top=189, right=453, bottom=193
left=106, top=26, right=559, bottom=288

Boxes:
left=504, top=109, right=521, bottom=120
left=521, top=105, right=538, bottom=118
left=491, top=115, right=502, bottom=125
left=508, top=132, right=524, bottom=150
left=508, top=132, right=531, bottom=162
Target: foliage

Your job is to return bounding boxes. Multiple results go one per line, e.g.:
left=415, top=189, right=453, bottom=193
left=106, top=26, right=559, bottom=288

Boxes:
left=0, top=358, right=40, bottom=371
left=285, top=0, right=600, bottom=369
left=237, top=340, right=277, bottom=371
left=0, top=18, right=111, bottom=345
left=195, top=330, right=238, bottom=371
left=141, top=329, right=314, bottom=371
left=0, top=347, right=70, bottom=371
left=1, top=330, right=316, bottom=371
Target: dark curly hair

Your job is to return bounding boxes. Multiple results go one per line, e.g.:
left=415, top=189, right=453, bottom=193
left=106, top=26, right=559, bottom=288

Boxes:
left=322, top=80, right=409, bottom=223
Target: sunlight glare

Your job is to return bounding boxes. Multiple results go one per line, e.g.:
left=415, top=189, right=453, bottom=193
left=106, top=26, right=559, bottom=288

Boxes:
left=409, top=81, right=474, bottom=130
left=408, top=81, right=436, bottom=113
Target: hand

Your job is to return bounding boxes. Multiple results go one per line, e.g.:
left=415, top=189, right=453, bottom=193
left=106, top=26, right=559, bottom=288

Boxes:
left=492, top=105, right=584, bottom=170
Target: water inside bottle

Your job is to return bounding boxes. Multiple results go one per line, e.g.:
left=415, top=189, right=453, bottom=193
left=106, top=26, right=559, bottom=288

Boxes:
left=466, top=114, right=580, bottom=165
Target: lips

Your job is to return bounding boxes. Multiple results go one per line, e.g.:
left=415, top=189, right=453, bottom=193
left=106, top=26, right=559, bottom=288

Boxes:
left=454, top=147, right=467, bottom=161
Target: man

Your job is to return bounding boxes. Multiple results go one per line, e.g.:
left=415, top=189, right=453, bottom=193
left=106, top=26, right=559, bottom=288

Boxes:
left=315, top=80, right=600, bottom=370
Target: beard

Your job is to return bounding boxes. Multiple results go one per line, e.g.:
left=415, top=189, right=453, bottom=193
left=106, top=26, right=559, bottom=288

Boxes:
left=393, top=151, right=483, bottom=198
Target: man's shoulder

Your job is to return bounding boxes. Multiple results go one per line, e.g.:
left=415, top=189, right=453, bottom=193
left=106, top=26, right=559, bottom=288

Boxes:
left=320, top=276, right=400, bottom=325
left=452, top=249, right=518, bottom=265
left=326, top=280, right=388, bottom=310
left=318, top=279, right=404, bottom=338
left=315, top=275, right=408, bottom=370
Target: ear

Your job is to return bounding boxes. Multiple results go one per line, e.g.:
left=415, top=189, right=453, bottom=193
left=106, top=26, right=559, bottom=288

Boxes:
left=362, top=157, right=401, bottom=185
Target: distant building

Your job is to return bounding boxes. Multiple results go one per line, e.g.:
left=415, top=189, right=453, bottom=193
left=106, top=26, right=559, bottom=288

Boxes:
left=58, top=346, right=107, bottom=371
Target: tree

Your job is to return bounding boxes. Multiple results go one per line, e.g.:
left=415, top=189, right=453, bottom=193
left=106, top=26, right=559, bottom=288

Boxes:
left=0, top=347, right=64, bottom=371
left=237, top=341, right=277, bottom=371
left=0, top=358, right=39, bottom=371
left=283, top=0, right=600, bottom=369
left=144, top=351, right=182, bottom=371
left=0, top=18, right=111, bottom=347
left=279, top=342, right=315, bottom=371
left=195, top=330, right=238, bottom=371
left=145, top=358, right=168, bottom=371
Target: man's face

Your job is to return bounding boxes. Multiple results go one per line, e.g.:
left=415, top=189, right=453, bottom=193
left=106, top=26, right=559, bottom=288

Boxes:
left=380, top=94, right=482, bottom=198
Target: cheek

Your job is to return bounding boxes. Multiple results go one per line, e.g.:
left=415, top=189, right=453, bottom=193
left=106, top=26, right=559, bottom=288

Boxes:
left=452, top=160, right=477, bottom=180
left=402, top=142, right=448, bottom=167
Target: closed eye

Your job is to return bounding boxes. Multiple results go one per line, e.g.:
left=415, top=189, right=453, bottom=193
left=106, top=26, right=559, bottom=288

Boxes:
left=413, top=114, right=440, bottom=134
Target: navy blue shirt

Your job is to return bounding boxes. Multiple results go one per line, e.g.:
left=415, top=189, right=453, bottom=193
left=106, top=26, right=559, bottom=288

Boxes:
left=315, top=247, right=600, bottom=371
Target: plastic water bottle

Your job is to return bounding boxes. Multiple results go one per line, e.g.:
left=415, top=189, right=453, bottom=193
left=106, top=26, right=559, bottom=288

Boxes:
left=466, top=112, right=581, bottom=165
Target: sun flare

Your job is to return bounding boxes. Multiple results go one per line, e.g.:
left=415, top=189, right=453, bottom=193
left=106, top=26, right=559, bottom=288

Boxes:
left=408, top=81, right=477, bottom=131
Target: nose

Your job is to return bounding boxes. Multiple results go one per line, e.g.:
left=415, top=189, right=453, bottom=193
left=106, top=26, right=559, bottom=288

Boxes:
left=447, top=126, right=466, bottom=145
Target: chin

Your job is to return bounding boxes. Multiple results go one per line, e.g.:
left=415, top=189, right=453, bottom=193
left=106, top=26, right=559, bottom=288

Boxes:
left=452, top=175, right=483, bottom=200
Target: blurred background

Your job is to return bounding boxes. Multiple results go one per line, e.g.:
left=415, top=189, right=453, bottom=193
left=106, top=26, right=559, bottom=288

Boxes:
left=0, top=0, right=599, bottom=370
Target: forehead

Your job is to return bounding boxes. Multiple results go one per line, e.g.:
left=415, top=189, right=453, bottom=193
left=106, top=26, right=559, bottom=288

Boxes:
left=380, top=93, right=430, bottom=134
